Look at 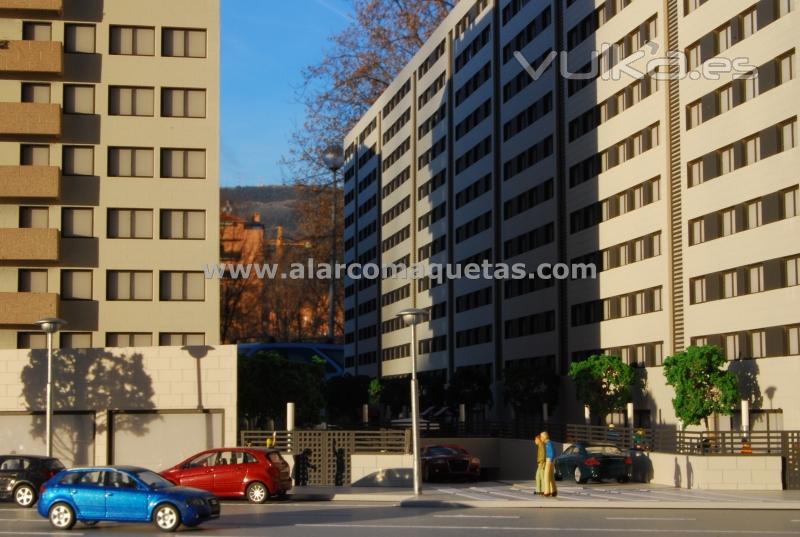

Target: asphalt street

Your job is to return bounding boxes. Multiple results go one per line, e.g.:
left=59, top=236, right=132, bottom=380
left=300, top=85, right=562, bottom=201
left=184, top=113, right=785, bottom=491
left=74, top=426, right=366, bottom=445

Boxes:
left=2, top=501, right=799, bottom=537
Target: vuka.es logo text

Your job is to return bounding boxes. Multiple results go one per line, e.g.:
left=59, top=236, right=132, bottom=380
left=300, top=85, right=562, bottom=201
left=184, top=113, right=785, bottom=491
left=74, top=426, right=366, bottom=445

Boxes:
left=514, top=41, right=757, bottom=82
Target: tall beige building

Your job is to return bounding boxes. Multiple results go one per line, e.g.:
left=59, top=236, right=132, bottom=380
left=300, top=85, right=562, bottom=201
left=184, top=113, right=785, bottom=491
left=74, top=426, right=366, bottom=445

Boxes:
left=0, top=0, right=220, bottom=349
left=343, top=0, right=799, bottom=428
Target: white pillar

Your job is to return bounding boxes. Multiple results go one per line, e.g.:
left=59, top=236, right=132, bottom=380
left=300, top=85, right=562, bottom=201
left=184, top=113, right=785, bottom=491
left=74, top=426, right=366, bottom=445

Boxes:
left=286, top=402, right=295, bottom=432
left=458, top=403, right=466, bottom=424
left=362, top=404, right=369, bottom=425
left=45, top=331, right=53, bottom=458
left=584, top=405, right=591, bottom=425
left=626, top=402, right=634, bottom=427
left=741, top=399, right=750, bottom=438
left=542, top=403, right=549, bottom=423
left=409, top=321, right=421, bottom=496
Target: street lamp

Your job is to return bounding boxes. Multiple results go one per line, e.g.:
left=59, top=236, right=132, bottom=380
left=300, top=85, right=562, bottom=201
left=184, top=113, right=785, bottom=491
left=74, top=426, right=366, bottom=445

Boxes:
left=35, top=317, right=66, bottom=458
left=396, top=307, right=428, bottom=496
left=322, top=145, right=344, bottom=343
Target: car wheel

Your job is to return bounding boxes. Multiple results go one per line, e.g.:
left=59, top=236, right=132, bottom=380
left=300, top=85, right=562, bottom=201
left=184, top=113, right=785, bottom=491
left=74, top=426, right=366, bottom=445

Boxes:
left=246, top=481, right=268, bottom=504
left=49, top=502, right=76, bottom=530
left=554, top=467, right=563, bottom=481
left=14, top=484, right=36, bottom=508
left=153, top=503, right=181, bottom=532
left=617, top=475, right=630, bottom=483
left=422, top=466, right=431, bottom=483
left=82, top=521, right=98, bottom=527
left=574, top=466, right=587, bottom=484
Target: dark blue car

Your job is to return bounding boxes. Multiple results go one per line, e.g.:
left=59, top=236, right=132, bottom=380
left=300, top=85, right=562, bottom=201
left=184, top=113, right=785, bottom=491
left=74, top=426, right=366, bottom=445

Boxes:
left=37, top=466, right=220, bottom=532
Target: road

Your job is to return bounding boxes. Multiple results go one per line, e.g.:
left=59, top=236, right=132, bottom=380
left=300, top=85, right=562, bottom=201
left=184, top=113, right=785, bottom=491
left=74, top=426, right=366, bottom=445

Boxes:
left=2, top=501, right=799, bottom=536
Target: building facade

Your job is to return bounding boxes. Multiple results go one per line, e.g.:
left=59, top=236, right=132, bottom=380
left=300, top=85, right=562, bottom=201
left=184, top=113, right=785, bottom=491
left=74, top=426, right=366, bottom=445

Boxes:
left=343, top=0, right=800, bottom=428
left=0, top=0, right=220, bottom=349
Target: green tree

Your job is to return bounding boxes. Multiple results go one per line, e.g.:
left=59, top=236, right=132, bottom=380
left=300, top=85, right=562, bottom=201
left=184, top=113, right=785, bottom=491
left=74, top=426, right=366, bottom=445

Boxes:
left=503, top=360, right=559, bottom=419
left=663, top=345, right=740, bottom=430
left=568, top=355, right=635, bottom=424
left=367, top=378, right=382, bottom=407
left=446, top=367, right=493, bottom=411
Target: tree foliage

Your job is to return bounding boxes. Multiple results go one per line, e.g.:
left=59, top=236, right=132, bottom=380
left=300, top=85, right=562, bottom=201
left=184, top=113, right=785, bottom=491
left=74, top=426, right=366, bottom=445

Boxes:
left=325, top=374, right=371, bottom=426
left=446, top=367, right=493, bottom=410
left=568, top=355, right=635, bottom=423
left=663, top=345, right=740, bottom=429
left=503, top=360, right=559, bottom=418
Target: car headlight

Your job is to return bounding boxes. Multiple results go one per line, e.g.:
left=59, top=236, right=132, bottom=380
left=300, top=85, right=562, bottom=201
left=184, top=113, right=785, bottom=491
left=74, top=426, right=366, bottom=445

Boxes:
left=187, top=498, right=206, bottom=508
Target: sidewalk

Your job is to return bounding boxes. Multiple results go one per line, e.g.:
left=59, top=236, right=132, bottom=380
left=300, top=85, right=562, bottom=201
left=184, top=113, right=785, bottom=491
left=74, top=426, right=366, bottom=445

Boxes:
left=288, top=481, right=800, bottom=510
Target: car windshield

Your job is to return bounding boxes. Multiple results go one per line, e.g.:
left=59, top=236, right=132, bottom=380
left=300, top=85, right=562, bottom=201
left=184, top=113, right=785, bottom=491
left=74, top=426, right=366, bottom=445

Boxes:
left=135, top=470, right=173, bottom=489
left=426, top=447, right=461, bottom=456
left=586, top=445, right=623, bottom=455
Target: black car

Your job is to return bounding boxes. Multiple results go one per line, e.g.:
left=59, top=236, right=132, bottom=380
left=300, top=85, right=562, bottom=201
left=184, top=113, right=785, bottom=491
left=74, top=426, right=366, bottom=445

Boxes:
left=554, top=442, right=632, bottom=484
left=0, top=455, right=65, bottom=507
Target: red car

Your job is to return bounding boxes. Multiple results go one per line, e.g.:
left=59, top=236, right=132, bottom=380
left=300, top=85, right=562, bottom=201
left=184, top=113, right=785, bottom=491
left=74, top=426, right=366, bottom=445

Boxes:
left=160, top=448, right=292, bottom=503
left=421, top=444, right=480, bottom=482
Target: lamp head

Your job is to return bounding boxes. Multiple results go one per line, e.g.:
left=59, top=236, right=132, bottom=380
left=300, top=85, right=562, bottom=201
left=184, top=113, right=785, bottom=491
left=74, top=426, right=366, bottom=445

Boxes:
left=35, top=317, right=66, bottom=334
left=322, top=145, right=345, bottom=172
left=396, top=308, right=428, bottom=326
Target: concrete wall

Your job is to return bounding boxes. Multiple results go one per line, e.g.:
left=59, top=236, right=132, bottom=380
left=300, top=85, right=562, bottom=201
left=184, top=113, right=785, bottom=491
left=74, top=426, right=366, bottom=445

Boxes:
left=0, top=344, right=236, bottom=468
left=350, top=453, right=415, bottom=485
left=646, top=452, right=783, bottom=491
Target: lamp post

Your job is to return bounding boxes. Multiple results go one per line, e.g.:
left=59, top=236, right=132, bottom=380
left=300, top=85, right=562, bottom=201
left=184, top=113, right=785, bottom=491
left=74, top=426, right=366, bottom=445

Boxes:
left=35, top=317, right=66, bottom=458
left=396, top=307, right=428, bottom=496
left=322, top=145, right=344, bottom=342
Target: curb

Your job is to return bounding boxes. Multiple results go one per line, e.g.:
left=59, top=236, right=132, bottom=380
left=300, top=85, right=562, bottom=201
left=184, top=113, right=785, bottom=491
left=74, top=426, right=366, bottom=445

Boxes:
left=396, top=499, right=800, bottom=510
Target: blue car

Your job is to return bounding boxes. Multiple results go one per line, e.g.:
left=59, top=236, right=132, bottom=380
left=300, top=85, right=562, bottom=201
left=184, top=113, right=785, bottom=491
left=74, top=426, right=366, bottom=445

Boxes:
left=37, top=466, right=220, bottom=532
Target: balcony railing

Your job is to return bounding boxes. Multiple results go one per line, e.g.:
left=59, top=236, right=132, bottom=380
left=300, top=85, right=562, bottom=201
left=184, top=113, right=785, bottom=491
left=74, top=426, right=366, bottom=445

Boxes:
left=0, top=40, right=63, bottom=75
left=0, top=292, right=59, bottom=326
left=0, top=228, right=59, bottom=261
left=0, top=166, right=60, bottom=199
left=0, top=0, right=62, bottom=12
left=0, top=102, right=61, bottom=136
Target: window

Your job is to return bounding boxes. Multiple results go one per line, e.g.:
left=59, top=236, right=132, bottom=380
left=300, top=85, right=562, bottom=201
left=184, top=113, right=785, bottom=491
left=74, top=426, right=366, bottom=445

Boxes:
left=784, top=188, right=798, bottom=218
left=724, top=333, right=740, bottom=360
left=107, top=271, right=153, bottom=301
left=107, top=209, right=153, bottom=239
left=20, top=206, right=48, bottom=228
left=17, top=332, right=46, bottom=349
left=718, top=146, right=734, bottom=175
left=690, top=219, right=704, bottom=245
left=715, top=23, right=732, bottom=53
left=61, top=208, right=93, bottom=238
left=63, top=85, right=94, bottom=114
left=160, top=210, right=205, bottom=239
left=162, top=28, right=207, bottom=58
left=778, top=53, right=794, bottom=84
left=688, top=160, right=703, bottom=186
left=748, top=265, right=764, bottom=293
left=106, top=333, right=153, bottom=347
left=22, top=22, right=51, bottom=41
left=159, top=271, right=205, bottom=301
left=60, top=333, right=91, bottom=349
left=62, top=146, right=94, bottom=176
left=64, top=24, right=95, bottom=53
left=108, top=147, right=153, bottom=177
left=21, top=83, right=50, bottom=103
left=743, top=136, right=760, bottom=166
left=780, top=120, right=796, bottom=151
left=740, top=8, right=757, bottom=39
left=18, top=269, right=47, bottom=293
left=692, top=277, right=706, bottom=303
left=750, top=330, right=766, bottom=358
left=161, top=88, right=206, bottom=118
left=720, top=208, right=735, bottom=236
left=159, top=333, right=205, bottom=346
left=110, top=26, right=155, bottom=55
left=160, top=149, right=205, bottom=178
left=786, top=257, right=800, bottom=286
left=722, top=271, right=738, bottom=298
left=21, top=145, right=49, bottom=166
left=717, top=86, right=733, bottom=114
left=687, top=43, right=701, bottom=70
left=109, top=86, right=154, bottom=116
left=687, top=101, right=701, bottom=129
left=788, top=326, right=800, bottom=355
left=61, top=270, right=93, bottom=300
left=745, top=199, right=762, bottom=229
left=741, top=73, right=758, bottom=102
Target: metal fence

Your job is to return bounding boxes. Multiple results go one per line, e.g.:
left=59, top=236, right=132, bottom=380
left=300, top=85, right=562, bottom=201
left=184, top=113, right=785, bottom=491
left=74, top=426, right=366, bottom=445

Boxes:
left=240, top=429, right=410, bottom=454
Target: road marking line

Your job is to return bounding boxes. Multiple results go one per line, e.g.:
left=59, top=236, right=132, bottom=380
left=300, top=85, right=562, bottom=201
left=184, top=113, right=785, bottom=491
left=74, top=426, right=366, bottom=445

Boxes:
left=0, top=518, right=47, bottom=522
left=470, top=487, right=537, bottom=501
left=606, top=517, right=697, bottom=521
left=435, top=515, right=521, bottom=519
left=0, top=533, right=85, bottom=536
left=437, top=488, right=498, bottom=501
left=295, top=523, right=800, bottom=534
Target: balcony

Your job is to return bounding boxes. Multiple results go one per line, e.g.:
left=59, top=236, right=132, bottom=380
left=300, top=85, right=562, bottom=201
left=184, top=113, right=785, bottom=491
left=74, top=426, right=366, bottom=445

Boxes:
left=0, top=228, right=59, bottom=261
left=0, top=102, right=61, bottom=137
left=0, top=292, right=59, bottom=326
left=0, top=0, right=62, bottom=12
left=0, top=40, right=63, bottom=75
left=0, top=166, right=60, bottom=199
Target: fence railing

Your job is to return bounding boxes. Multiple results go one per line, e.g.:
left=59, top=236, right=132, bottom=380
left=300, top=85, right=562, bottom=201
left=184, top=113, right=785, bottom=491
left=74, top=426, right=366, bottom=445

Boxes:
left=239, top=429, right=410, bottom=454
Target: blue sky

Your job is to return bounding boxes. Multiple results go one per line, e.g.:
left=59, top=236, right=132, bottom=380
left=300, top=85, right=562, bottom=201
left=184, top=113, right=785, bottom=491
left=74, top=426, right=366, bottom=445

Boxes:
left=221, top=0, right=352, bottom=187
